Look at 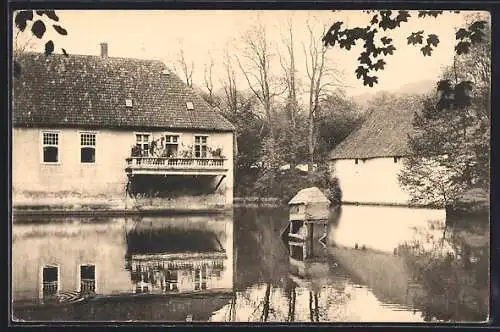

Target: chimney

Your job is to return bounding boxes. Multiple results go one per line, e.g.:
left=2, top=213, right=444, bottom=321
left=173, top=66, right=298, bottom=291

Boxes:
left=100, top=43, right=108, bottom=58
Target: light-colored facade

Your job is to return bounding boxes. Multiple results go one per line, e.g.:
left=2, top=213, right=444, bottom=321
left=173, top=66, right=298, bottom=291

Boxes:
left=330, top=157, right=411, bottom=205
left=12, top=50, right=235, bottom=210
left=328, top=104, right=415, bottom=206
left=12, top=127, right=234, bottom=208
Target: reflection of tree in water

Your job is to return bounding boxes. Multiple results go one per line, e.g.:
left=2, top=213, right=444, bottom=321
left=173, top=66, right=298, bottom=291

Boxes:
left=234, top=207, right=290, bottom=287
left=400, top=219, right=488, bottom=322
left=232, top=207, right=352, bottom=322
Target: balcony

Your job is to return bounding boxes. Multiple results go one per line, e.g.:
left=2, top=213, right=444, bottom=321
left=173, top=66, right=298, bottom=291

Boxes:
left=125, top=157, right=228, bottom=176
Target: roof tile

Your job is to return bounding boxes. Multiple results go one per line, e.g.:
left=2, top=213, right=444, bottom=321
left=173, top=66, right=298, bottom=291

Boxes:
left=13, top=53, right=235, bottom=132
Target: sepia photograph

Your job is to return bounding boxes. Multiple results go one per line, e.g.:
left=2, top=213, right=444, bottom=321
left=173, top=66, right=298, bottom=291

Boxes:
left=10, top=9, right=490, bottom=323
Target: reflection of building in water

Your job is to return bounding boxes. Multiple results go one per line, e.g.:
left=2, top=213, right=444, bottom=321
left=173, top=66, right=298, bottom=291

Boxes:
left=12, top=218, right=132, bottom=303
left=286, top=187, right=330, bottom=261
left=12, top=214, right=234, bottom=307
left=124, top=216, right=233, bottom=294
left=126, top=253, right=227, bottom=294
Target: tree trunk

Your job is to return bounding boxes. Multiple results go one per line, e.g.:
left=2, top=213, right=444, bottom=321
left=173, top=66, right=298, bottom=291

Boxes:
left=262, top=282, right=272, bottom=322
left=308, top=111, right=315, bottom=174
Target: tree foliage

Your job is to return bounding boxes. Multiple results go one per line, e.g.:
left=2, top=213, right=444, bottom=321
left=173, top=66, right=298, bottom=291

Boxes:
left=398, top=21, right=490, bottom=208
left=13, top=10, right=68, bottom=77
left=14, top=10, right=67, bottom=56
left=323, top=10, right=488, bottom=92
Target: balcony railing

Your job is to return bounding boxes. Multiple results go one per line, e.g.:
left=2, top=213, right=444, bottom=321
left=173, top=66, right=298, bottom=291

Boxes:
left=42, top=281, right=58, bottom=297
left=125, top=157, right=227, bottom=175
left=80, top=279, right=96, bottom=294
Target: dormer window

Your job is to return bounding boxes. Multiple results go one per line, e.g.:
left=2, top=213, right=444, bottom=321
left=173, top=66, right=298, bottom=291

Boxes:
left=186, top=102, right=194, bottom=110
left=126, top=99, right=133, bottom=107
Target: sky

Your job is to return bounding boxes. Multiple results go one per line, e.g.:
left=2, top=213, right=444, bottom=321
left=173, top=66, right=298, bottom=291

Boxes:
left=14, top=10, right=488, bottom=99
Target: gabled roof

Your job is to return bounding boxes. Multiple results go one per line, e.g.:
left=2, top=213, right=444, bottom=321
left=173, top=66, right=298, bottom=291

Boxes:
left=329, top=101, right=416, bottom=160
left=289, top=187, right=330, bottom=205
left=12, top=53, right=235, bottom=132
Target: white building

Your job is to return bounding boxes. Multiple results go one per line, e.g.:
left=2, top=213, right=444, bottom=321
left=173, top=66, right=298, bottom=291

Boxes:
left=328, top=106, right=415, bottom=205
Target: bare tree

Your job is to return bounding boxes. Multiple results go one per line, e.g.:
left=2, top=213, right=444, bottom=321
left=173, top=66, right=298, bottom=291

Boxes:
left=13, top=30, right=35, bottom=55
left=236, top=22, right=284, bottom=163
left=220, top=51, right=239, bottom=113
left=174, top=42, right=194, bottom=88
left=203, top=53, right=215, bottom=103
left=303, top=20, right=344, bottom=172
left=279, top=18, right=300, bottom=130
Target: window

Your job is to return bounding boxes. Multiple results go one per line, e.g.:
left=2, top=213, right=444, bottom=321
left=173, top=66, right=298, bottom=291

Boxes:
left=80, top=264, right=96, bottom=294
left=165, top=270, right=179, bottom=292
left=194, top=135, right=208, bottom=158
left=135, top=134, right=150, bottom=157
left=194, top=267, right=207, bottom=291
left=42, top=265, right=59, bottom=299
left=42, top=132, right=59, bottom=163
left=354, top=158, right=359, bottom=165
left=394, top=157, right=400, bottom=163
left=80, top=133, right=96, bottom=163
left=165, top=135, right=179, bottom=157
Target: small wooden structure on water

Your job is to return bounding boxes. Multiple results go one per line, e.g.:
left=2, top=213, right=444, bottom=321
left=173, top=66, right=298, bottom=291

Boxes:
left=287, top=187, right=331, bottom=261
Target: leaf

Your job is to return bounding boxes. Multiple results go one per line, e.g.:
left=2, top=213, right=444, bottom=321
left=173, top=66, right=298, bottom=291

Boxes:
left=36, top=10, right=59, bottom=22
left=355, top=66, right=368, bottom=79
left=382, top=44, right=396, bottom=55
left=407, top=31, right=424, bottom=45
left=332, top=21, right=343, bottom=30
left=370, top=14, right=379, bottom=25
left=364, top=75, right=378, bottom=87
left=380, top=36, right=392, bottom=45
left=421, top=45, right=433, bottom=56
left=455, top=28, right=469, bottom=40
left=31, top=20, right=46, bottom=39
left=53, top=24, right=67, bottom=35
left=62, top=48, right=69, bottom=57
left=15, top=10, right=33, bottom=31
left=455, top=41, right=470, bottom=55
left=45, top=40, right=54, bottom=56
left=373, top=59, right=386, bottom=71
left=357, top=52, right=372, bottom=66
left=469, top=20, right=486, bottom=32
left=470, top=31, right=484, bottom=44
left=426, top=34, right=439, bottom=47
left=396, top=10, right=411, bottom=24
left=417, top=10, right=443, bottom=18
left=339, top=37, right=356, bottom=50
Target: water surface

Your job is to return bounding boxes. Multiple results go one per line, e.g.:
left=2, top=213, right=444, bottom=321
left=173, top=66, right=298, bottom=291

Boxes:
left=12, top=206, right=488, bottom=322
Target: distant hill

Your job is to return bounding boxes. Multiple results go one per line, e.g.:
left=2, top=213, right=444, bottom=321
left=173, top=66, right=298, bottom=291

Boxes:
left=351, top=79, right=436, bottom=109
left=394, top=79, right=436, bottom=96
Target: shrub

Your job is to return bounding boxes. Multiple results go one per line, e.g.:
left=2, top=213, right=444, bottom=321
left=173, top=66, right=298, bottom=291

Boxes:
left=251, top=165, right=342, bottom=205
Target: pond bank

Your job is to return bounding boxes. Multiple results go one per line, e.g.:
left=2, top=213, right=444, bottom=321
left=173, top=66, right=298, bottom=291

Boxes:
left=12, top=192, right=231, bottom=215
left=12, top=207, right=230, bottom=218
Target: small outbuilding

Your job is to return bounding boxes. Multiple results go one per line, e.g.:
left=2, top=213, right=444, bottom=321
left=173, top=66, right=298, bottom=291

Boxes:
left=289, top=187, right=331, bottom=222
left=287, top=187, right=331, bottom=261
